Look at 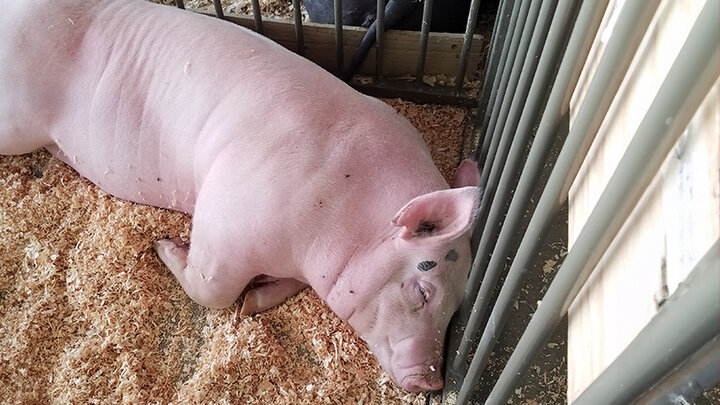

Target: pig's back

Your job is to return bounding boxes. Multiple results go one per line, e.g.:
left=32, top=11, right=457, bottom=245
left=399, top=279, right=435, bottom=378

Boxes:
left=17, top=0, right=440, bottom=213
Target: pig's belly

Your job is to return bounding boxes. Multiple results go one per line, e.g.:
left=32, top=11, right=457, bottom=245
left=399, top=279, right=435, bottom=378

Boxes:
left=47, top=144, right=197, bottom=214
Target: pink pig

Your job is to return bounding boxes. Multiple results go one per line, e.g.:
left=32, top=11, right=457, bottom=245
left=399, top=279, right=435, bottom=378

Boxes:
left=0, top=0, right=482, bottom=391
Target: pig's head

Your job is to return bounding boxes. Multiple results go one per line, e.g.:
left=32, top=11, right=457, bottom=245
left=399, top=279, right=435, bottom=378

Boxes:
left=331, top=160, right=482, bottom=392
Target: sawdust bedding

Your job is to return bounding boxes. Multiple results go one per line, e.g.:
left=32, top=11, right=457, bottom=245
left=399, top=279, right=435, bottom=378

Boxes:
left=0, top=98, right=468, bottom=404
left=152, top=0, right=306, bottom=21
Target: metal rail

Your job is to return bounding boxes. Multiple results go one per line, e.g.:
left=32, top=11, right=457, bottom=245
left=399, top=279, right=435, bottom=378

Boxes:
left=415, top=0, right=434, bottom=83
left=473, top=0, right=512, bottom=165
left=449, top=0, right=609, bottom=400
left=574, top=240, right=720, bottom=405
left=478, top=0, right=531, bottom=190
left=334, top=0, right=343, bottom=75
left=292, top=0, right=305, bottom=56
left=454, top=0, right=484, bottom=91
left=485, top=2, right=719, bottom=401
left=463, top=0, right=555, bottom=305
left=375, top=0, right=385, bottom=80
left=449, top=0, right=578, bottom=386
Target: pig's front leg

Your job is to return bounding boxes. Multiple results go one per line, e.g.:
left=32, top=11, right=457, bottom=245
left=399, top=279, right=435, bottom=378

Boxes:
left=153, top=153, right=265, bottom=309
left=240, top=277, right=307, bottom=316
left=155, top=237, right=249, bottom=308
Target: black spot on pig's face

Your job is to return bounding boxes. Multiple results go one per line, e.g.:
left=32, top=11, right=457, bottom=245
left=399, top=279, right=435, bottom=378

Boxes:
left=417, top=261, right=437, bottom=272
left=444, top=249, right=458, bottom=262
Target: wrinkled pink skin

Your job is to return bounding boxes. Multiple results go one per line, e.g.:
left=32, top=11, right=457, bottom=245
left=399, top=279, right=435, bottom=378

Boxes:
left=0, top=0, right=482, bottom=391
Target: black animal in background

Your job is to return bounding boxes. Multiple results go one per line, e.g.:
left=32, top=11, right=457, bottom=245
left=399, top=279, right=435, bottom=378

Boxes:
left=304, top=0, right=473, bottom=81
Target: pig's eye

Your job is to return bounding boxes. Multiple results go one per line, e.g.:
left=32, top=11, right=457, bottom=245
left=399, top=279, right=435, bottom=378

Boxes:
left=407, top=282, right=431, bottom=309
left=418, top=285, right=429, bottom=302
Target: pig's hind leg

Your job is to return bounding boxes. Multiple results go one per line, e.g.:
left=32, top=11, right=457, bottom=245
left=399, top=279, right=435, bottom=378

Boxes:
left=240, top=277, right=307, bottom=316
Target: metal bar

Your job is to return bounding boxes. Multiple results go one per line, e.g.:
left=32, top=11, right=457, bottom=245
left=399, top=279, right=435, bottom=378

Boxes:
left=477, top=0, right=522, bottom=147
left=415, top=0, right=435, bottom=83
left=213, top=0, right=225, bottom=20
left=334, top=0, right=344, bottom=75
left=574, top=240, right=720, bottom=405
left=473, top=0, right=512, bottom=164
left=450, top=0, right=577, bottom=382
left=292, top=0, right=305, bottom=56
left=486, top=0, right=552, bottom=142
left=476, top=0, right=510, bottom=119
left=478, top=0, right=532, bottom=196
left=444, top=3, right=522, bottom=394
left=466, top=0, right=546, bottom=295
left=453, top=0, right=553, bottom=333
left=250, top=0, right=264, bottom=35
left=635, top=336, right=720, bottom=405
left=454, top=0, right=483, bottom=91
left=455, top=0, right=659, bottom=393
left=486, top=3, right=720, bottom=402
left=375, top=0, right=386, bottom=79
left=454, top=0, right=609, bottom=397
left=174, top=0, right=185, bottom=10
left=444, top=1, right=548, bottom=396
left=211, top=0, right=224, bottom=19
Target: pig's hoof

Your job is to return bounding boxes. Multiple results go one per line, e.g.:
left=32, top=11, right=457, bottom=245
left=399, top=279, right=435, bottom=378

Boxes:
left=240, top=290, right=259, bottom=317
left=153, top=237, right=188, bottom=273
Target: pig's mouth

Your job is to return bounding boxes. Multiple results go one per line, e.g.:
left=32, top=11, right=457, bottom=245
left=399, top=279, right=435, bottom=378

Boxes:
left=395, top=363, right=444, bottom=392
left=398, top=368, right=444, bottom=392
left=383, top=337, right=445, bottom=392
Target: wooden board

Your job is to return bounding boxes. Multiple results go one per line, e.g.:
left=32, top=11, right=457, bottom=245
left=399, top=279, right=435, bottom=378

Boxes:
left=194, top=10, right=485, bottom=79
left=566, top=0, right=718, bottom=401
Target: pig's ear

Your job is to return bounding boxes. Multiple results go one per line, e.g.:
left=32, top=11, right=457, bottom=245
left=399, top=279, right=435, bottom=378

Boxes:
left=392, top=187, right=481, bottom=242
left=451, top=159, right=481, bottom=188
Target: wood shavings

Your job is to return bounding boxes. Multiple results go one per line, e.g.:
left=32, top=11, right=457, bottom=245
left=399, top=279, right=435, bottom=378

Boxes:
left=0, top=98, right=466, bottom=404
left=150, top=0, right=306, bottom=22
left=382, top=98, right=468, bottom=182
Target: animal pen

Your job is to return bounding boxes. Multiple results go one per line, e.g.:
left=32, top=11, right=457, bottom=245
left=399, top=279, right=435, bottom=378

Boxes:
left=0, top=0, right=718, bottom=404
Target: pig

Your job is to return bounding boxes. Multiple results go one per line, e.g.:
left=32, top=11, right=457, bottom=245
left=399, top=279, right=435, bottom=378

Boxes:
left=0, top=0, right=482, bottom=392
left=303, top=0, right=473, bottom=80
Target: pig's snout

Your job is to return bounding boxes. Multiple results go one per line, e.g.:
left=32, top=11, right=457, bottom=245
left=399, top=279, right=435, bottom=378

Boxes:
left=386, top=336, right=446, bottom=391
left=397, top=363, right=444, bottom=392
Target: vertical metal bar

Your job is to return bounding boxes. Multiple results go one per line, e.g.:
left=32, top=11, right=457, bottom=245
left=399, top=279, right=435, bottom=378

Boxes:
left=445, top=1, right=546, bottom=395
left=334, top=0, right=344, bottom=76
left=450, top=0, right=575, bottom=379
left=459, top=0, right=551, bottom=317
left=475, top=0, right=554, bottom=232
left=486, top=3, right=719, bottom=402
left=415, top=0, right=435, bottom=83
left=292, top=0, right=305, bottom=56
left=478, top=0, right=531, bottom=195
left=454, top=0, right=483, bottom=91
left=574, top=240, right=720, bottom=405
left=473, top=0, right=512, bottom=163
left=174, top=0, right=185, bottom=10
left=475, top=0, right=522, bottom=169
left=466, top=0, right=535, bottom=263
left=463, top=0, right=663, bottom=392
left=453, top=0, right=609, bottom=397
left=251, top=0, right=264, bottom=35
left=211, top=0, right=224, bottom=19
left=375, top=0, right=386, bottom=79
